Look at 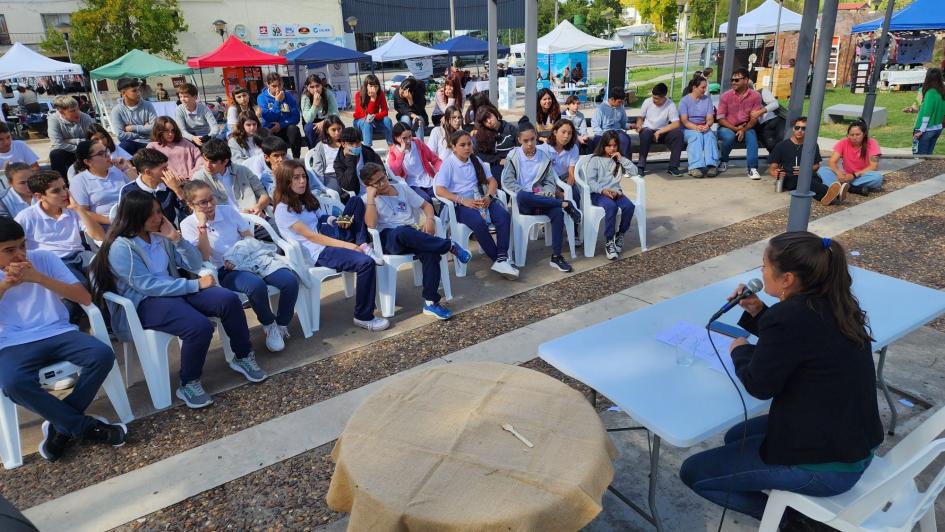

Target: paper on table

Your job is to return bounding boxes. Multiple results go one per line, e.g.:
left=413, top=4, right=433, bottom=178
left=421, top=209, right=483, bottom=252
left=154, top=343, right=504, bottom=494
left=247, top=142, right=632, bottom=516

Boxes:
left=656, top=321, right=739, bottom=376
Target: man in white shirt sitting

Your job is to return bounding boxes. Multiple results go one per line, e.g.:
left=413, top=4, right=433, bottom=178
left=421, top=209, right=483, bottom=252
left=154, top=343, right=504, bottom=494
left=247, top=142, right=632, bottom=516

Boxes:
left=634, top=83, right=684, bottom=176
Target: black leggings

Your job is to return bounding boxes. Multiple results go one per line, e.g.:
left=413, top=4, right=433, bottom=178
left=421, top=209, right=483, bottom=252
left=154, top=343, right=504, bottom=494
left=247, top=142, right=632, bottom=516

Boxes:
left=274, top=125, right=303, bottom=159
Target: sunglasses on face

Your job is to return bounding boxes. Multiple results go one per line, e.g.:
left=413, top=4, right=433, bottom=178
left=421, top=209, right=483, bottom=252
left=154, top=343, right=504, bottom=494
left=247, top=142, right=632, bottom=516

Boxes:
left=793, top=126, right=807, bottom=131
left=731, top=77, right=744, bottom=82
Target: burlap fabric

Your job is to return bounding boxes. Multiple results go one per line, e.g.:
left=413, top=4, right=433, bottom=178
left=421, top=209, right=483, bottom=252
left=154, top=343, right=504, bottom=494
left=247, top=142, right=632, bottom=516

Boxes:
left=327, top=362, right=617, bottom=531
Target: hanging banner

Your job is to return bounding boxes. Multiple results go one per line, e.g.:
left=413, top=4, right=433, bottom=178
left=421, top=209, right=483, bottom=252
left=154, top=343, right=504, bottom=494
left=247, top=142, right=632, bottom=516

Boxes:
left=406, top=58, right=433, bottom=80
left=255, top=23, right=341, bottom=56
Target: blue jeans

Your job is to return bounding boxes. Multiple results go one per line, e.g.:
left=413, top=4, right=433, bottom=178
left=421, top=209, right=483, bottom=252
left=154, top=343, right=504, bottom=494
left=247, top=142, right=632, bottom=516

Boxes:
left=915, top=128, right=941, bottom=155
left=591, top=192, right=634, bottom=240
left=516, top=190, right=565, bottom=255
left=718, top=126, right=758, bottom=169
left=354, top=117, right=394, bottom=147
left=137, top=287, right=252, bottom=385
left=304, top=120, right=323, bottom=148
left=454, top=201, right=511, bottom=261
left=0, top=331, right=114, bottom=437
left=379, top=225, right=451, bottom=303
left=219, top=267, right=300, bottom=327
left=680, top=415, right=865, bottom=520
left=818, top=167, right=884, bottom=190
left=314, top=246, right=377, bottom=321
left=400, top=115, right=426, bottom=142
left=118, top=139, right=148, bottom=156
left=683, top=129, right=719, bottom=169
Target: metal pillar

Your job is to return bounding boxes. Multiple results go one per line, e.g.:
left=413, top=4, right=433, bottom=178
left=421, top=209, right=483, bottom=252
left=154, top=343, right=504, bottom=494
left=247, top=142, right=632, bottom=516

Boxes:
left=769, top=0, right=784, bottom=90
left=862, top=0, right=897, bottom=127
left=449, top=0, right=457, bottom=38
left=784, top=0, right=819, bottom=139
left=524, top=0, right=538, bottom=124
left=721, top=0, right=740, bottom=93
left=488, top=0, right=498, bottom=106
left=670, top=10, right=683, bottom=97
left=786, top=0, right=840, bottom=232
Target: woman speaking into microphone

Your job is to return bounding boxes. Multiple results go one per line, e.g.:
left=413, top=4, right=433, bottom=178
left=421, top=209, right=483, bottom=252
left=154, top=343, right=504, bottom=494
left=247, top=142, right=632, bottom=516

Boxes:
left=680, top=231, right=884, bottom=524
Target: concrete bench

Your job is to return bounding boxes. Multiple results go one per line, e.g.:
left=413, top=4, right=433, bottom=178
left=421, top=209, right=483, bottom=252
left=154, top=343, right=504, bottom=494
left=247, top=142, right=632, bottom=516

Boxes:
left=823, top=104, right=886, bottom=127
left=583, top=116, right=768, bottom=158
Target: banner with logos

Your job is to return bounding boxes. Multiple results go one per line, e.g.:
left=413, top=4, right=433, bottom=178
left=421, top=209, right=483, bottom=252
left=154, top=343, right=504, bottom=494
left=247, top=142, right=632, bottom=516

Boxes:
left=255, top=23, right=342, bottom=56
left=405, top=58, right=433, bottom=80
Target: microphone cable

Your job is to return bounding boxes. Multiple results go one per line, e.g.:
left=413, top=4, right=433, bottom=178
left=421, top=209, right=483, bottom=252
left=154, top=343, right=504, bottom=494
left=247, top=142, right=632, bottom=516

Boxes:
left=705, top=322, right=750, bottom=532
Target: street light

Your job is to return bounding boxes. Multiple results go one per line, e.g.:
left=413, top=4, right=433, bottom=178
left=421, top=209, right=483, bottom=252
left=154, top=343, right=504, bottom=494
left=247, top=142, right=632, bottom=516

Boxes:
left=54, top=22, right=73, bottom=63
left=346, top=16, right=358, bottom=33
left=670, top=0, right=687, bottom=97
left=212, top=19, right=227, bottom=41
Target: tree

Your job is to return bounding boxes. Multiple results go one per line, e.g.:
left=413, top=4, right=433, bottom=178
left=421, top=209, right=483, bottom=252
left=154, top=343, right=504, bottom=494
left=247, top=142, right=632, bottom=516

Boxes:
left=41, top=0, right=188, bottom=70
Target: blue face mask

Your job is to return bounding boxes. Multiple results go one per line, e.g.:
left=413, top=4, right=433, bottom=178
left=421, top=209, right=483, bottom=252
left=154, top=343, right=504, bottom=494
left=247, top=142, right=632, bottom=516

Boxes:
left=349, top=146, right=362, bottom=156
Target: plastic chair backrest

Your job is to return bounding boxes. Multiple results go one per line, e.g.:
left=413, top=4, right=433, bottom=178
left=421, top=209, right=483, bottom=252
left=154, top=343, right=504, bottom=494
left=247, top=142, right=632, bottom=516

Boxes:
left=885, top=406, right=945, bottom=469
left=304, top=150, right=318, bottom=175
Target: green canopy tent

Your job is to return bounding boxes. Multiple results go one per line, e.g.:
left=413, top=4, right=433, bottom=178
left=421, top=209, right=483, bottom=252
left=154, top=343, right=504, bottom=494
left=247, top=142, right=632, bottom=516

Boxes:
left=90, top=50, right=194, bottom=134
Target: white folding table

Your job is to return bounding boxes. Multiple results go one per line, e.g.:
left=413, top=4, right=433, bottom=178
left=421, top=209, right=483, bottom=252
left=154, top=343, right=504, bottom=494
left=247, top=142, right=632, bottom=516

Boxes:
left=538, top=266, right=945, bottom=531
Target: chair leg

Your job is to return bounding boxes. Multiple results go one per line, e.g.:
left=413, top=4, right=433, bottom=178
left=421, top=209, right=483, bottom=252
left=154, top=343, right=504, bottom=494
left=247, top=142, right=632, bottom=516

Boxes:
left=215, top=319, right=235, bottom=364
left=101, top=361, right=134, bottom=424
left=0, top=393, right=22, bottom=469
left=565, top=218, right=577, bottom=259
left=412, top=260, right=423, bottom=287
left=637, top=206, right=647, bottom=251
left=141, top=335, right=173, bottom=410
left=378, top=266, right=397, bottom=318
left=758, top=497, right=788, bottom=532
left=543, top=221, right=552, bottom=247
left=919, top=507, right=937, bottom=532
left=439, top=256, right=453, bottom=301
left=309, top=282, right=324, bottom=334
left=342, top=272, right=355, bottom=298
left=583, top=218, right=601, bottom=258
left=123, top=343, right=133, bottom=388
left=294, top=285, right=314, bottom=338
left=513, top=223, right=529, bottom=267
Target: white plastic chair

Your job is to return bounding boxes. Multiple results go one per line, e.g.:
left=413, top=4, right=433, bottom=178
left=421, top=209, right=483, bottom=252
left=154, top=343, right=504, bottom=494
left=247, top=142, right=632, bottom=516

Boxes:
left=434, top=189, right=509, bottom=277
left=367, top=215, right=453, bottom=318
left=759, top=406, right=945, bottom=532
left=303, top=150, right=343, bottom=204
left=0, top=304, right=134, bottom=469
left=574, top=155, right=647, bottom=258
left=508, top=179, right=578, bottom=267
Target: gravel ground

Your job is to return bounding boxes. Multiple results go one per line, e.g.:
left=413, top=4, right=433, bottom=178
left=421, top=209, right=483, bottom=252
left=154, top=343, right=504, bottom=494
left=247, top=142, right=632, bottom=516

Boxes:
left=3, top=160, right=943, bottom=514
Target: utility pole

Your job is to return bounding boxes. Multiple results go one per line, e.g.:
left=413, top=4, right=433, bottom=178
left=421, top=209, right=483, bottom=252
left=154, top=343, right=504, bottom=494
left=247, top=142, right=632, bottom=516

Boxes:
left=721, top=0, right=740, bottom=93
left=783, top=0, right=818, bottom=139
left=786, top=0, right=840, bottom=232
left=449, top=0, right=456, bottom=38
left=554, top=1, right=559, bottom=26
left=862, top=0, right=896, bottom=127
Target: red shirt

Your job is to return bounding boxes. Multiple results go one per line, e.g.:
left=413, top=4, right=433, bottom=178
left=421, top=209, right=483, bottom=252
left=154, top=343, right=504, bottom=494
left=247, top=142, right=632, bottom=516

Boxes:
left=717, top=89, right=762, bottom=127
left=353, top=91, right=389, bottom=120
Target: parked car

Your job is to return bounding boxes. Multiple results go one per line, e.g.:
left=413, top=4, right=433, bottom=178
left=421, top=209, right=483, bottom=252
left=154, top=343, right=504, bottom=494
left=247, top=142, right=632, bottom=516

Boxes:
left=384, top=74, right=407, bottom=94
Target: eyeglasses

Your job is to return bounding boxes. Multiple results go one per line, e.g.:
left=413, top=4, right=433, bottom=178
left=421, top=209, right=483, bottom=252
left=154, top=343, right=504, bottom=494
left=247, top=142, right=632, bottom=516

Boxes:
left=88, top=150, right=108, bottom=158
left=793, top=126, right=807, bottom=131
left=731, top=77, right=744, bottom=82
left=192, top=197, right=215, bottom=207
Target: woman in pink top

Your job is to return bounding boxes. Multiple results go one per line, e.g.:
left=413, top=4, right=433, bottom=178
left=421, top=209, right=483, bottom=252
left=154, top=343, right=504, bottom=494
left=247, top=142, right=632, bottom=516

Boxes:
left=387, top=122, right=441, bottom=204
left=820, top=119, right=883, bottom=196
left=146, top=117, right=203, bottom=178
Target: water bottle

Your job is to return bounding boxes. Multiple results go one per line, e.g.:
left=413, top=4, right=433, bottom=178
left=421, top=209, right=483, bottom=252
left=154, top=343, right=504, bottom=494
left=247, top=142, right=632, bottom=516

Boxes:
left=473, top=191, right=491, bottom=224
left=913, top=133, right=920, bottom=158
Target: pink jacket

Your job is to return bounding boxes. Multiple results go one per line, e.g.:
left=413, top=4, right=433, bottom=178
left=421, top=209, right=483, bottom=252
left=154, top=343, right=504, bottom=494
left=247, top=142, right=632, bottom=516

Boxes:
left=387, top=138, right=442, bottom=181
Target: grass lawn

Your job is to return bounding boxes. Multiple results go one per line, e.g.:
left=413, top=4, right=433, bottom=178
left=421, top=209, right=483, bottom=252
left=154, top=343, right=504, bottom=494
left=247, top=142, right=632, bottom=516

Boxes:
left=804, top=88, right=944, bottom=154
left=627, top=66, right=676, bottom=83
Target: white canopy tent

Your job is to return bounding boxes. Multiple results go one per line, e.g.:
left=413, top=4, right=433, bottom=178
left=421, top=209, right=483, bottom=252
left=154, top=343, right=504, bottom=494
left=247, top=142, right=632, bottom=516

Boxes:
left=0, top=42, right=83, bottom=79
left=366, top=33, right=447, bottom=63
left=719, top=0, right=803, bottom=35
left=511, top=20, right=621, bottom=54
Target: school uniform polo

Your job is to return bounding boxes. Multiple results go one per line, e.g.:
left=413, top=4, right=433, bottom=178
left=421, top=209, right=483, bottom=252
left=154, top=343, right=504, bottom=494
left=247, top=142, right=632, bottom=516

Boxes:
left=433, top=153, right=493, bottom=199
left=538, top=143, right=578, bottom=178
left=0, top=140, right=39, bottom=168
left=0, top=187, right=31, bottom=218
left=71, top=167, right=127, bottom=218
left=0, top=250, right=78, bottom=349
left=369, top=183, right=425, bottom=231
left=402, top=146, right=433, bottom=188
left=14, top=203, right=85, bottom=258
left=133, top=235, right=173, bottom=279
left=181, top=205, right=251, bottom=268
left=274, top=203, right=325, bottom=265
left=516, top=150, right=542, bottom=190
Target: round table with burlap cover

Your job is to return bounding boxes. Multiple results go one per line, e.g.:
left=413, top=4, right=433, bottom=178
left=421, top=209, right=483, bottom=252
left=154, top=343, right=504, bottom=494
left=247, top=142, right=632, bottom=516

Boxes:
left=326, top=361, right=618, bottom=531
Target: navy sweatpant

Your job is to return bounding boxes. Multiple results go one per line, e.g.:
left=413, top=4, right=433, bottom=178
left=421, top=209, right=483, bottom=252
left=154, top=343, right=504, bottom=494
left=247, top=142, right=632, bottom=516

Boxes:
left=516, top=190, right=565, bottom=255
left=314, top=247, right=378, bottom=321
left=219, top=267, right=300, bottom=327
left=454, top=201, right=511, bottom=261
left=137, top=287, right=252, bottom=385
left=591, top=192, right=634, bottom=240
left=379, top=225, right=451, bottom=303
left=0, top=331, right=114, bottom=436
left=318, top=196, right=369, bottom=245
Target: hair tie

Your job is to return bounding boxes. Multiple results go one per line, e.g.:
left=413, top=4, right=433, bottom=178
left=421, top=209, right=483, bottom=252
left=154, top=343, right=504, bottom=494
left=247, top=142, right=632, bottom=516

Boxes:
left=822, top=237, right=832, bottom=250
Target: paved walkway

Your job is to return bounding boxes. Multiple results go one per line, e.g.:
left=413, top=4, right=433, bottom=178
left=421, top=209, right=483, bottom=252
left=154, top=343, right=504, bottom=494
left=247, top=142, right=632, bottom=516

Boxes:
left=18, top=167, right=945, bottom=531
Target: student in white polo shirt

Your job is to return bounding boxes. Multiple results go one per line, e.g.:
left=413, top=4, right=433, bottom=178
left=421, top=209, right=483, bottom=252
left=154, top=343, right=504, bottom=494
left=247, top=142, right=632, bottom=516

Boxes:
left=0, top=162, right=35, bottom=218
left=0, top=122, right=40, bottom=171
left=14, top=171, right=104, bottom=286
left=0, top=217, right=127, bottom=462
left=70, top=139, right=130, bottom=227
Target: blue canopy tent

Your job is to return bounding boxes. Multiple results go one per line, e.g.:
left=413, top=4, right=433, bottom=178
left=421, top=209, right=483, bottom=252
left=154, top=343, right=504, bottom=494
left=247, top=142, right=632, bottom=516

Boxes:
left=852, top=0, right=945, bottom=32
left=284, top=41, right=371, bottom=110
left=432, top=35, right=510, bottom=57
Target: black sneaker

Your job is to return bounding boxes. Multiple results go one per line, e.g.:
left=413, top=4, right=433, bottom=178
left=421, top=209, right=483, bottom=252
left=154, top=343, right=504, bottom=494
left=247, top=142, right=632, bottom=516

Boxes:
left=667, top=167, right=683, bottom=176
left=39, top=421, right=72, bottom=462
left=849, top=185, right=870, bottom=197
left=563, top=202, right=582, bottom=225
left=83, top=416, right=128, bottom=447
left=637, top=166, right=646, bottom=176
left=549, top=254, right=573, bottom=272
left=706, top=166, right=718, bottom=178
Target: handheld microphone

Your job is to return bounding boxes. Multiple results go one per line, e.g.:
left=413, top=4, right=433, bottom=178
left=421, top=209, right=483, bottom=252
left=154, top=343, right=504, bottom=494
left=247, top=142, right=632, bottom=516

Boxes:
left=708, top=278, right=763, bottom=324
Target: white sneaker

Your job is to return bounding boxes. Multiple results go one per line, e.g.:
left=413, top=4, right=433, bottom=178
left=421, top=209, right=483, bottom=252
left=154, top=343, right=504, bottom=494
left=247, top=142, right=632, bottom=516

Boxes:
left=279, top=325, right=291, bottom=340
left=748, top=168, right=762, bottom=180
left=42, top=375, right=77, bottom=391
left=264, top=323, right=285, bottom=352
left=490, top=259, right=520, bottom=279
left=718, top=162, right=729, bottom=173
left=360, top=243, right=385, bottom=265
left=354, top=316, right=390, bottom=331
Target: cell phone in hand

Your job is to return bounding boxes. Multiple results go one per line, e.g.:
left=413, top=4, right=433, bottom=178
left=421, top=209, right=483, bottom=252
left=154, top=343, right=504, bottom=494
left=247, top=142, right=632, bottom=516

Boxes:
left=709, top=321, right=751, bottom=339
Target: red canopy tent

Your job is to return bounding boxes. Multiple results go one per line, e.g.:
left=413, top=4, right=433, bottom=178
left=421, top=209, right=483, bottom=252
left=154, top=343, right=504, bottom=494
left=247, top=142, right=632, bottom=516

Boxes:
left=187, top=35, right=287, bottom=68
